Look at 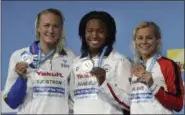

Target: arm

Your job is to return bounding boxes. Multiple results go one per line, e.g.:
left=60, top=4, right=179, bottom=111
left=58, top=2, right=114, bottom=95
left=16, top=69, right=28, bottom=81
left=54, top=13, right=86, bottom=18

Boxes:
left=98, top=57, right=131, bottom=111
left=4, top=77, right=27, bottom=109
left=3, top=51, right=27, bottom=109
left=149, top=60, right=184, bottom=112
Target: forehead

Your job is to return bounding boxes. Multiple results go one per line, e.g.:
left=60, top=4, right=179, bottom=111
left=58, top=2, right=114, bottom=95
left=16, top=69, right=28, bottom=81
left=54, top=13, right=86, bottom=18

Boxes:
left=39, top=13, right=61, bottom=23
left=86, top=19, right=106, bottom=28
left=136, top=27, right=155, bottom=35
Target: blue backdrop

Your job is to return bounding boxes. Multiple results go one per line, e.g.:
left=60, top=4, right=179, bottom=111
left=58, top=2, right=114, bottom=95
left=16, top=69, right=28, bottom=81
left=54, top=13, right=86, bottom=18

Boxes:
left=1, top=1, right=184, bottom=114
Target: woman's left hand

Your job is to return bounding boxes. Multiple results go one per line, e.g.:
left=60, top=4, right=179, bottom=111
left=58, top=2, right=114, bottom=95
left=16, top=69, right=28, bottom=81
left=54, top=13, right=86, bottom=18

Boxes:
left=90, top=67, right=106, bottom=86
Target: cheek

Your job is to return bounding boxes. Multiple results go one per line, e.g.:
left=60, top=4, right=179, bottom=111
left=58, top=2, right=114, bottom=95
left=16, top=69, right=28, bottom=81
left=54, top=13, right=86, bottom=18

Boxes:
left=85, top=33, right=91, bottom=40
left=135, top=42, right=140, bottom=48
left=100, top=34, right=107, bottom=41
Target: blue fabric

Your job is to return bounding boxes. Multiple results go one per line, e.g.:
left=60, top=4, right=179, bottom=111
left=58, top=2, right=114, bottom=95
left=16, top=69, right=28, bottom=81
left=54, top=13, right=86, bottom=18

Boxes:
left=4, top=77, right=27, bottom=109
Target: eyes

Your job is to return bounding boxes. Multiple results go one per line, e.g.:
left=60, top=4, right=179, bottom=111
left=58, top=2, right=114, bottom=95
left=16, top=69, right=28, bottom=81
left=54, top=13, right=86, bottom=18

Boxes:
left=136, top=36, right=154, bottom=41
left=43, top=24, right=61, bottom=29
left=86, top=28, right=106, bottom=34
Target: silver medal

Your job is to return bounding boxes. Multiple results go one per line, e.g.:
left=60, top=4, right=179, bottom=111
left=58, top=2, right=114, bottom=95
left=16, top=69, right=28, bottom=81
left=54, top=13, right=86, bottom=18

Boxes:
left=82, top=60, right=94, bottom=72
left=21, top=51, right=33, bottom=65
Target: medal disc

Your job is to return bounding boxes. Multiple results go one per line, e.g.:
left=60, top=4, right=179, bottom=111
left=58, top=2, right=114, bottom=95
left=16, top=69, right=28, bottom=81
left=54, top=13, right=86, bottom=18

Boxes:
left=21, top=51, right=33, bottom=65
left=82, top=60, right=94, bottom=72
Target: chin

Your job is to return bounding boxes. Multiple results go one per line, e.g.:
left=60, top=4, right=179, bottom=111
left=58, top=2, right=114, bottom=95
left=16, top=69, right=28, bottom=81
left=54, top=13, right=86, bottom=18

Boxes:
left=140, top=51, right=150, bottom=55
left=45, top=39, right=58, bottom=43
left=45, top=41, right=57, bottom=45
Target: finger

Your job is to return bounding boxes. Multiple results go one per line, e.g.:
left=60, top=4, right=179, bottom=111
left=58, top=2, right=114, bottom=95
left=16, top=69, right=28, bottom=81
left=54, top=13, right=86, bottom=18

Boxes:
left=16, top=63, right=28, bottom=71
left=20, top=68, right=27, bottom=74
left=137, top=77, right=147, bottom=84
left=15, top=62, right=22, bottom=69
left=16, top=64, right=28, bottom=75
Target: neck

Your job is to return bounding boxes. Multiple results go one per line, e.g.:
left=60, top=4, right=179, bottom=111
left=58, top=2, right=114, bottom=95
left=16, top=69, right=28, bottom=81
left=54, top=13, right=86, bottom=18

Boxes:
left=40, top=42, right=56, bottom=54
left=89, top=49, right=99, bottom=58
left=141, top=55, right=150, bottom=65
left=141, top=53, right=156, bottom=65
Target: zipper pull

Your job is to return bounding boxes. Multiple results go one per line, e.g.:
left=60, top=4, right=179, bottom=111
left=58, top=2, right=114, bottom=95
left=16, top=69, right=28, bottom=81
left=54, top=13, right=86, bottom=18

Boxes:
left=50, top=60, right=52, bottom=70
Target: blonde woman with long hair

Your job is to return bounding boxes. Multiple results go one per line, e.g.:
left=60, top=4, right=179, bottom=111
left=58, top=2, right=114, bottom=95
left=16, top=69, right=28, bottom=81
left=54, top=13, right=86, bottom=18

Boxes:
left=3, top=8, right=75, bottom=114
left=130, top=21, right=184, bottom=114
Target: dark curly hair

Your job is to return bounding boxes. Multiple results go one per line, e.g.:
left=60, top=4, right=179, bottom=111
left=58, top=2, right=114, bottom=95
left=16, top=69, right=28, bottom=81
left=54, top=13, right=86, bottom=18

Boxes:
left=79, top=11, right=116, bottom=55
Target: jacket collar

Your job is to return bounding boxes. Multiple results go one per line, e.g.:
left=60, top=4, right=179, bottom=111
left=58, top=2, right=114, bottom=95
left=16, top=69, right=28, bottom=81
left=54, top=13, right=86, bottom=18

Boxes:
left=29, top=41, right=67, bottom=56
left=80, top=46, right=112, bottom=59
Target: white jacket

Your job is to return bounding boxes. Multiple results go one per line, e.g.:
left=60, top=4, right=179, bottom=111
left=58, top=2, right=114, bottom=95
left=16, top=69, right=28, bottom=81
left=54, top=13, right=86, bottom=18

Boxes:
left=130, top=55, right=184, bottom=114
left=3, top=41, right=75, bottom=114
left=69, top=50, right=131, bottom=114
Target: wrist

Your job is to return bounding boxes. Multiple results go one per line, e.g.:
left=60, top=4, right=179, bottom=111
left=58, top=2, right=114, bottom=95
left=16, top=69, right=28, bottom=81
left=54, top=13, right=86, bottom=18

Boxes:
left=20, top=75, right=28, bottom=80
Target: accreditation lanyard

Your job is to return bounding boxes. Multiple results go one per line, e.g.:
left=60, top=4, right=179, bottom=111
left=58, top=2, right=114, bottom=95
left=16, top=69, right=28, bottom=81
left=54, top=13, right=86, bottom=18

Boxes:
left=139, top=54, right=159, bottom=72
left=36, top=46, right=56, bottom=68
left=97, top=46, right=108, bottom=67
left=89, top=46, right=108, bottom=67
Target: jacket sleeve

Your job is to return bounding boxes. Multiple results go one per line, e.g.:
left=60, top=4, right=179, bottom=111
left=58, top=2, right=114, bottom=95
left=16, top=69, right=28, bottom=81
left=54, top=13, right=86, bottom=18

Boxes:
left=3, top=51, right=27, bottom=109
left=98, top=57, right=131, bottom=111
left=149, top=59, right=184, bottom=112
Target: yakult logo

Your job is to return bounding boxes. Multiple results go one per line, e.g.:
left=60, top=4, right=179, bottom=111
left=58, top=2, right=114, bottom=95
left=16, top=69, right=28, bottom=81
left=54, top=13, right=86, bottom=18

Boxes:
left=36, top=71, right=63, bottom=78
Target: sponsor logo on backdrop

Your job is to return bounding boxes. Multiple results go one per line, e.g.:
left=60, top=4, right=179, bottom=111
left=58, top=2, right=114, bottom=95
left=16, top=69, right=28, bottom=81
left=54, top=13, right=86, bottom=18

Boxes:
left=167, top=49, right=184, bottom=72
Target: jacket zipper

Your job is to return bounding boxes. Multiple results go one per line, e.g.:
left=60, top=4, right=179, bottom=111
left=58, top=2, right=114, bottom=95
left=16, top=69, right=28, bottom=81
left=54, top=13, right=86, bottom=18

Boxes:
left=50, top=59, right=52, bottom=70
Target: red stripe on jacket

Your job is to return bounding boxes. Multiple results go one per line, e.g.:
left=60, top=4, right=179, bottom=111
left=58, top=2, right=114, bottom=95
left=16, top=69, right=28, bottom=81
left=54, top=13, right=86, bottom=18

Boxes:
left=155, top=57, right=184, bottom=112
left=107, top=83, right=130, bottom=110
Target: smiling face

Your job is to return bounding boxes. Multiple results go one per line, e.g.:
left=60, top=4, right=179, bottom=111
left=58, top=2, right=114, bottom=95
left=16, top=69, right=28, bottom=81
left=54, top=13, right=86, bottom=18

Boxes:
left=85, top=19, right=107, bottom=54
left=135, top=27, right=159, bottom=59
left=37, top=12, right=62, bottom=46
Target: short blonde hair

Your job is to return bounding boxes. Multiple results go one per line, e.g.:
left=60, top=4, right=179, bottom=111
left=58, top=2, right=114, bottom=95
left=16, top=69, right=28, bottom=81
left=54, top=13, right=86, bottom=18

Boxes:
left=132, top=21, right=162, bottom=64
left=35, top=8, right=65, bottom=53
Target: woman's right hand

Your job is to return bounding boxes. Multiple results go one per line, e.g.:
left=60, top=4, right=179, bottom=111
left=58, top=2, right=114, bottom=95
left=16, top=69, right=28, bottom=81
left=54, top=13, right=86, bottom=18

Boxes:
left=15, top=62, right=29, bottom=78
left=132, top=64, right=146, bottom=77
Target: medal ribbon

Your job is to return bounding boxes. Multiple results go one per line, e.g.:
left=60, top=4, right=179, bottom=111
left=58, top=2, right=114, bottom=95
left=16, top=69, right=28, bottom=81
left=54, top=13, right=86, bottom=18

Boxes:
left=36, top=45, right=56, bottom=68
left=97, top=46, right=108, bottom=67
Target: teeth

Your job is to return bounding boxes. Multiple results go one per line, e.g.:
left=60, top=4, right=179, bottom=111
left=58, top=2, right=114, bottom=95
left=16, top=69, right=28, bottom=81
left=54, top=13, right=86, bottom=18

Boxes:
left=91, top=41, right=99, bottom=44
left=141, top=46, right=148, bottom=48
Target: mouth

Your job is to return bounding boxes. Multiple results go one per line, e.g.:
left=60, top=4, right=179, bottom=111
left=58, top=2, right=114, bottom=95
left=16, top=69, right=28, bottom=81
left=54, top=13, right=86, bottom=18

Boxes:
left=91, top=40, right=99, bottom=44
left=140, top=45, right=150, bottom=50
left=46, top=34, right=55, bottom=38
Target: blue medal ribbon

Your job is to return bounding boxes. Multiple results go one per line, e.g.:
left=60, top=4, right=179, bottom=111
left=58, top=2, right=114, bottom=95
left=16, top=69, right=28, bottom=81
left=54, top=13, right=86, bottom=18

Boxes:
left=97, top=46, right=108, bottom=67
left=147, top=54, right=159, bottom=72
left=36, top=46, right=56, bottom=68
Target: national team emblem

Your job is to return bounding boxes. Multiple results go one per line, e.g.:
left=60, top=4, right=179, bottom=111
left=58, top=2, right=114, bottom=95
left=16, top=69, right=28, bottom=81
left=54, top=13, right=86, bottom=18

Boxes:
left=103, top=64, right=111, bottom=72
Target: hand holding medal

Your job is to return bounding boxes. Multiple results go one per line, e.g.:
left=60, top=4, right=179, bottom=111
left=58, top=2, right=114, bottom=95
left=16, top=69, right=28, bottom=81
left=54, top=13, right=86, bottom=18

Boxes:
left=81, top=46, right=108, bottom=86
left=15, top=51, right=35, bottom=79
left=132, top=64, right=153, bottom=87
left=90, top=67, right=106, bottom=86
left=132, top=64, right=146, bottom=77
left=15, top=62, right=29, bottom=79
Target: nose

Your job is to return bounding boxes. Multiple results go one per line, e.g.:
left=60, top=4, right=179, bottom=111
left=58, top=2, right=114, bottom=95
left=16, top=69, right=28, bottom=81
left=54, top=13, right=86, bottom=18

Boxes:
left=92, top=31, right=98, bottom=39
left=141, top=37, right=147, bottom=44
left=48, top=26, right=54, bottom=33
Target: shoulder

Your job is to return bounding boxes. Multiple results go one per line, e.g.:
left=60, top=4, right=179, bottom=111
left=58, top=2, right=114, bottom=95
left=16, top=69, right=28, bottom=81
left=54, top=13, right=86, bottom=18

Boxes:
left=157, top=56, right=180, bottom=71
left=10, top=47, right=29, bottom=59
left=158, top=56, right=177, bottom=66
left=109, top=50, right=132, bottom=64
left=63, top=47, right=76, bottom=58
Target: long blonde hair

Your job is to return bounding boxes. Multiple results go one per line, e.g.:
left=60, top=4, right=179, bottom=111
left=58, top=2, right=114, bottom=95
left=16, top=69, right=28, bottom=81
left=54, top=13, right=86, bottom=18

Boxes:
left=35, top=8, right=65, bottom=53
left=132, top=21, right=162, bottom=64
